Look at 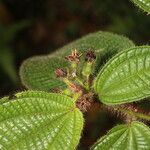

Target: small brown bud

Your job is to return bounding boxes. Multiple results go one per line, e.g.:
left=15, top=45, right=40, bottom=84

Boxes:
left=55, top=69, right=67, bottom=78
left=65, top=49, right=82, bottom=62
left=85, top=50, right=96, bottom=62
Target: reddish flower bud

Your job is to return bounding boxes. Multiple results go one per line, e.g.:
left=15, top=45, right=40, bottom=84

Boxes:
left=85, top=50, right=96, bottom=62
left=65, top=49, right=82, bottom=62
left=55, top=69, right=67, bottom=78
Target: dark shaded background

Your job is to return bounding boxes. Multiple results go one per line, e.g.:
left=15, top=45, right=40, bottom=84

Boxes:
left=0, top=0, right=149, bottom=149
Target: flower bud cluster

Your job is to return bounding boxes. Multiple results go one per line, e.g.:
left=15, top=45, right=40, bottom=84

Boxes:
left=54, top=49, right=96, bottom=112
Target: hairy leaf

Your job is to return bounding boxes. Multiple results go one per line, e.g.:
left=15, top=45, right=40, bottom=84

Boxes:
left=95, top=46, right=150, bottom=105
left=91, top=121, right=150, bottom=150
left=0, top=91, right=83, bottom=150
left=0, top=96, right=9, bottom=105
left=20, top=31, right=134, bottom=90
left=20, top=56, right=68, bottom=90
left=130, top=0, right=150, bottom=13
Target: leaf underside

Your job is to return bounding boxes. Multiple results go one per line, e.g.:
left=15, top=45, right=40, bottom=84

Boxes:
left=20, top=31, right=134, bottom=91
left=131, top=0, right=150, bottom=13
left=20, top=56, right=68, bottom=91
left=0, top=91, right=83, bottom=150
left=95, top=46, right=150, bottom=105
left=91, top=121, right=150, bottom=150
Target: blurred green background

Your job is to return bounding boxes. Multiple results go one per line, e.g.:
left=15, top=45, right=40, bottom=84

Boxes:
left=0, top=0, right=149, bottom=149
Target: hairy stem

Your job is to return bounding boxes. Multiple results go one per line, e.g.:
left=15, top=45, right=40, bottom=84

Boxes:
left=116, top=106, right=150, bottom=121
left=104, top=104, right=150, bottom=122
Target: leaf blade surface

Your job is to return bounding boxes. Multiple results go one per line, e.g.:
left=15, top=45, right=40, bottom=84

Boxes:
left=0, top=91, right=83, bottom=150
left=95, top=46, right=150, bottom=104
left=91, top=121, right=150, bottom=150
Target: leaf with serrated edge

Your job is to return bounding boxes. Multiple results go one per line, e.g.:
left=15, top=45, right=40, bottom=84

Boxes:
left=130, top=0, right=150, bottom=13
left=20, top=31, right=135, bottom=90
left=95, top=46, right=150, bottom=105
left=0, top=91, right=84, bottom=150
left=91, top=121, right=150, bottom=150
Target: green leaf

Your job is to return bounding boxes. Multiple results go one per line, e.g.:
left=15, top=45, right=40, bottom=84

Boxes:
left=20, top=56, right=68, bottom=91
left=20, top=31, right=134, bottom=90
left=95, top=46, right=150, bottom=105
left=91, top=121, right=150, bottom=150
left=0, top=91, right=83, bottom=150
left=0, top=96, right=9, bottom=105
left=130, top=0, right=150, bottom=13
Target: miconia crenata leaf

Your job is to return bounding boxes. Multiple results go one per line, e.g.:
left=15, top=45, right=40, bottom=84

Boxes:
left=20, top=31, right=134, bottom=91
left=95, top=46, right=150, bottom=105
left=20, top=56, right=68, bottom=91
left=130, top=0, right=150, bottom=13
left=91, top=121, right=150, bottom=150
left=0, top=91, right=84, bottom=150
